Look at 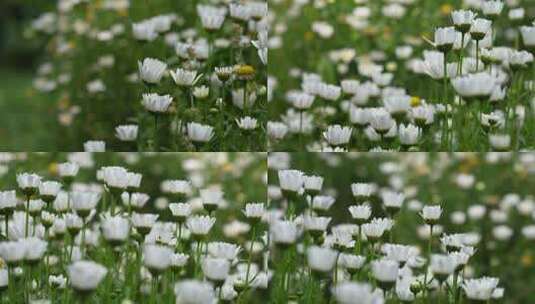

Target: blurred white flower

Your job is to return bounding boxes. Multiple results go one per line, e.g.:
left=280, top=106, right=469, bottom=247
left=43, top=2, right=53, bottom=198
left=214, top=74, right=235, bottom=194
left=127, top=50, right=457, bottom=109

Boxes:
left=307, top=246, right=338, bottom=272
left=115, top=125, right=138, bottom=142
left=202, top=257, right=231, bottom=282
left=236, top=116, right=258, bottom=130
left=17, top=173, right=41, bottom=191
left=101, top=215, right=130, bottom=244
left=277, top=169, right=304, bottom=193
left=323, top=125, right=352, bottom=146
left=186, top=215, right=216, bottom=237
left=462, top=277, right=500, bottom=301
left=67, top=260, right=108, bottom=291
left=331, top=282, right=384, bottom=304
left=170, top=68, right=202, bottom=87
left=187, top=122, right=214, bottom=143
left=142, top=93, right=173, bottom=113
left=174, top=280, right=215, bottom=304
left=138, top=58, right=167, bottom=84
left=143, top=244, right=173, bottom=272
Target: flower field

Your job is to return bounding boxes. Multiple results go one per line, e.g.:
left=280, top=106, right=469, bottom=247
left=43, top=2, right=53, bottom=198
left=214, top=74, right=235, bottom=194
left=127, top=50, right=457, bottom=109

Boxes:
left=269, top=0, right=535, bottom=151
left=0, top=152, right=534, bottom=303
left=0, top=152, right=267, bottom=303
left=267, top=152, right=535, bottom=303
left=27, top=0, right=267, bottom=151
left=1, top=0, right=535, bottom=303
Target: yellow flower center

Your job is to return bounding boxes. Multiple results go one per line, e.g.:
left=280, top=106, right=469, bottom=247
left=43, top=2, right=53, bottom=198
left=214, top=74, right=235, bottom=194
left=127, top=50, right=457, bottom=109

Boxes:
left=410, top=96, right=421, bottom=107
left=235, top=65, right=255, bottom=77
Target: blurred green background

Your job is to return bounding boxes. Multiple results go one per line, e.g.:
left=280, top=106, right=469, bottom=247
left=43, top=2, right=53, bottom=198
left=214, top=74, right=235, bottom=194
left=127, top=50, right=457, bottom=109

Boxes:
left=0, top=1, right=58, bottom=150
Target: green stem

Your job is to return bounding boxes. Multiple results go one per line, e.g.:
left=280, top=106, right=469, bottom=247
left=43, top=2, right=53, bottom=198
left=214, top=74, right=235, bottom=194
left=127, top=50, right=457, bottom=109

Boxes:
left=81, top=219, right=86, bottom=258
left=69, top=235, right=74, bottom=261
left=219, top=85, right=225, bottom=141
left=356, top=225, right=362, bottom=254
left=151, top=276, right=158, bottom=304
left=459, top=33, right=465, bottom=75
left=110, top=191, right=116, bottom=216
left=333, top=252, right=340, bottom=285
left=8, top=267, right=14, bottom=302
left=453, top=270, right=459, bottom=304
left=285, top=248, right=293, bottom=298
left=424, top=225, right=433, bottom=304
left=127, top=191, right=132, bottom=216
left=245, top=225, right=256, bottom=287
left=443, top=51, right=449, bottom=150
left=438, top=283, right=442, bottom=304
left=176, top=223, right=183, bottom=251
left=195, top=240, right=202, bottom=278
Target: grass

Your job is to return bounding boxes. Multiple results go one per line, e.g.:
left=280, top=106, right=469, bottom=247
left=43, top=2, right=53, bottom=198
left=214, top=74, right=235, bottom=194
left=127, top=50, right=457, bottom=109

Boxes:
left=0, top=69, right=58, bottom=150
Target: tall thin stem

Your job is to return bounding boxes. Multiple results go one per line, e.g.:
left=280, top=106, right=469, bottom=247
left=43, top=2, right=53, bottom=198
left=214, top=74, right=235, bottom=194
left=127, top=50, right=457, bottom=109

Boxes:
left=219, top=84, right=225, bottom=140
left=245, top=224, right=256, bottom=287
left=110, top=191, right=116, bottom=216
left=243, top=81, right=249, bottom=115
left=423, top=225, right=433, bottom=303
left=443, top=51, right=450, bottom=150
left=195, top=240, right=203, bottom=278
left=81, top=219, right=86, bottom=258
left=356, top=225, right=362, bottom=255
left=127, top=191, right=133, bottom=216
left=8, top=267, right=14, bottom=303
left=177, top=223, right=183, bottom=250
left=333, top=252, right=340, bottom=285
left=459, top=33, right=465, bottom=75
left=438, top=283, right=442, bottom=304
left=151, top=275, right=158, bottom=304
left=453, top=270, right=460, bottom=304
left=69, top=235, right=75, bottom=261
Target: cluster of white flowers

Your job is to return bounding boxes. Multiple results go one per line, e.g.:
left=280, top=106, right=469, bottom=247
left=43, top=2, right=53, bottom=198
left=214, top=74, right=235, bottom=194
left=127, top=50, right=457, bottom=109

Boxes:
left=7, top=1, right=535, bottom=303
left=265, top=151, right=535, bottom=303
left=268, top=1, right=535, bottom=152
left=29, top=0, right=268, bottom=151
left=0, top=152, right=266, bottom=303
